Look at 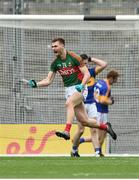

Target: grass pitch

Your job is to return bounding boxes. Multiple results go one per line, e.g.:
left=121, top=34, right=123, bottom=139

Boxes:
left=0, top=156, right=139, bottom=178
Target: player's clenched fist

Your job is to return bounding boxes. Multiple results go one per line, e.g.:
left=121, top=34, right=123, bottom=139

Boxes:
left=28, top=79, right=37, bottom=88
left=75, top=84, right=85, bottom=92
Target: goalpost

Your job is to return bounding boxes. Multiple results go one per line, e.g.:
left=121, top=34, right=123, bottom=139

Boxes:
left=0, top=15, right=139, bottom=155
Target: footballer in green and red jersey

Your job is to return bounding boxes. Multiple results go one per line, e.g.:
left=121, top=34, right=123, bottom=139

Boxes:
left=50, top=51, right=85, bottom=87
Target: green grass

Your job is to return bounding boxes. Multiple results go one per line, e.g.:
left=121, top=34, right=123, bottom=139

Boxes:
left=0, top=157, right=139, bottom=178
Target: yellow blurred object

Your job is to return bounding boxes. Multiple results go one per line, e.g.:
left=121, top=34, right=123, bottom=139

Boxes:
left=0, top=124, right=106, bottom=155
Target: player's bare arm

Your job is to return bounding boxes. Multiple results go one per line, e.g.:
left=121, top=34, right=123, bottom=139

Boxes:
left=99, top=96, right=113, bottom=105
left=91, top=57, right=107, bottom=74
left=75, top=65, right=90, bottom=92
left=37, top=71, right=56, bottom=87
left=79, top=65, right=90, bottom=86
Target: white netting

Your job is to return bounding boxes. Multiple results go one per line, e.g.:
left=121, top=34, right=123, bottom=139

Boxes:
left=0, top=19, right=139, bottom=153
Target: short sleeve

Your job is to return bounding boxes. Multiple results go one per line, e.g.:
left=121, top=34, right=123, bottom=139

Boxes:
left=50, top=60, right=57, bottom=73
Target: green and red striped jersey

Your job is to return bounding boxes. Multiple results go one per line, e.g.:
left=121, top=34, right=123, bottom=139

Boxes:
left=50, top=51, right=85, bottom=87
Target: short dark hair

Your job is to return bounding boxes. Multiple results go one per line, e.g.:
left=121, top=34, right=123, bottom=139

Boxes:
left=52, top=37, right=65, bottom=45
left=80, top=54, right=88, bottom=59
left=107, top=70, right=119, bottom=79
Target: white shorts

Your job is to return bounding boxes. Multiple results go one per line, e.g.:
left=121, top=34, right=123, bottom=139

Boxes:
left=84, top=103, right=98, bottom=119
left=97, top=112, right=108, bottom=123
left=65, top=85, right=88, bottom=100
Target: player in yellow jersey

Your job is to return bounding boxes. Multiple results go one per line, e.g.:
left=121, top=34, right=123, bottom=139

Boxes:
left=71, top=54, right=108, bottom=157
left=75, top=70, right=119, bottom=157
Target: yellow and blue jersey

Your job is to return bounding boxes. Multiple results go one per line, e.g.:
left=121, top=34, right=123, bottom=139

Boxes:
left=94, top=79, right=111, bottom=113
left=84, top=68, right=96, bottom=104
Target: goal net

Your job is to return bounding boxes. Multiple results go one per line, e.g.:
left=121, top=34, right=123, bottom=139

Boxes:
left=0, top=15, right=139, bottom=154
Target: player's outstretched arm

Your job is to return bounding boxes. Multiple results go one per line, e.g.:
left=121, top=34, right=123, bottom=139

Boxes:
left=27, top=71, right=56, bottom=88
left=37, top=71, right=56, bottom=87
